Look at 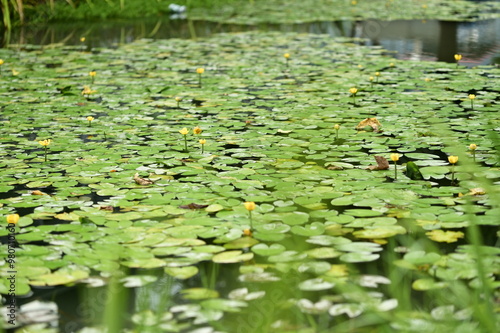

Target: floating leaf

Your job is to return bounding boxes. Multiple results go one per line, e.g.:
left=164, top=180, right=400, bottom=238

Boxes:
left=426, top=230, right=465, bottom=243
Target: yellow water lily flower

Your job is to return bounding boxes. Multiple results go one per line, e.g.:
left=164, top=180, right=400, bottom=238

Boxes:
left=80, top=37, right=86, bottom=42
left=179, top=128, right=189, bottom=135
left=82, top=86, right=96, bottom=95
left=283, top=53, right=290, bottom=59
left=390, top=153, right=399, bottom=162
left=469, top=144, right=477, bottom=150
left=87, top=116, right=94, bottom=122
left=89, top=71, right=96, bottom=77
left=349, top=87, right=358, bottom=95
left=448, top=155, right=458, bottom=164
left=468, top=94, right=475, bottom=100
left=0, top=59, right=4, bottom=65
left=196, top=68, right=204, bottom=74
left=244, top=202, right=256, bottom=211
left=38, top=139, right=52, bottom=146
left=6, top=214, right=19, bottom=224
left=199, top=139, right=206, bottom=145
left=454, top=54, right=462, bottom=61
left=193, top=126, right=202, bottom=135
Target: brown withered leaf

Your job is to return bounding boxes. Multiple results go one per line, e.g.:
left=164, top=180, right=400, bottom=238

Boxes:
left=367, top=155, right=390, bottom=170
left=31, top=190, right=48, bottom=195
left=133, top=173, right=155, bottom=185
left=469, top=188, right=485, bottom=195
left=356, top=117, right=382, bottom=132
left=179, top=203, right=209, bottom=209
left=100, top=206, right=114, bottom=211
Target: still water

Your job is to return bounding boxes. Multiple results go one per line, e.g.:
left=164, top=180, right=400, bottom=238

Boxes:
left=3, top=17, right=499, bottom=66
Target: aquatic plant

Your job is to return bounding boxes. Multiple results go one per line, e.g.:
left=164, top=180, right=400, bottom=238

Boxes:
left=86, top=116, right=94, bottom=127
left=38, top=139, right=52, bottom=162
left=89, top=71, right=96, bottom=84
left=349, top=87, right=358, bottom=105
left=448, top=155, right=458, bottom=183
left=179, top=127, right=189, bottom=151
left=196, top=67, right=204, bottom=87
left=468, top=94, right=475, bottom=110
left=244, top=201, right=256, bottom=229
left=284, top=53, right=290, bottom=68
left=199, top=139, right=206, bottom=153
left=175, top=96, right=182, bottom=108
left=390, top=153, right=399, bottom=179
left=469, top=144, right=477, bottom=162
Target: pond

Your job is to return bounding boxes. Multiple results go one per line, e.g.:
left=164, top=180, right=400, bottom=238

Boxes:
left=0, top=13, right=499, bottom=333
left=3, top=17, right=500, bottom=66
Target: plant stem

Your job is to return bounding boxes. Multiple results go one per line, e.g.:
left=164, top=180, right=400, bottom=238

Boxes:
left=44, top=147, right=47, bottom=162
left=198, top=73, right=202, bottom=88
left=184, top=136, right=188, bottom=152
left=249, top=210, right=253, bottom=229
left=394, top=161, right=397, bottom=179
left=201, top=144, right=204, bottom=154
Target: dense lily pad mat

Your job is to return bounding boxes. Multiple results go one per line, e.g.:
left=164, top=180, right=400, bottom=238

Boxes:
left=184, top=0, right=500, bottom=23
left=0, top=31, right=499, bottom=332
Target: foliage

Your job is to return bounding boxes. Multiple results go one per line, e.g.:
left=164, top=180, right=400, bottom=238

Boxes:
left=2, top=0, right=500, bottom=28
left=0, top=29, right=498, bottom=332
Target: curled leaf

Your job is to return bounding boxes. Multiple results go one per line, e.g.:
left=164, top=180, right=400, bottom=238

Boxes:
left=133, top=173, right=155, bottom=185
left=179, top=203, right=209, bottom=209
left=367, top=155, right=389, bottom=170
left=355, top=117, right=381, bottom=132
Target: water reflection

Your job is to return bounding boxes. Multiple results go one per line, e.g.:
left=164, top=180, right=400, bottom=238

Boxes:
left=3, top=17, right=499, bottom=65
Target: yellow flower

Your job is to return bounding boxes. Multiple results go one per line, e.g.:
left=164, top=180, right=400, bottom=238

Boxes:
left=389, top=62, right=395, bottom=67
left=196, top=68, right=204, bottom=74
left=454, top=54, right=462, bottom=61
left=284, top=53, right=290, bottom=59
left=38, top=139, right=52, bottom=146
left=193, top=126, right=202, bottom=135
left=12, top=69, right=20, bottom=76
left=243, top=229, right=253, bottom=237
left=422, top=4, right=428, bottom=9
left=175, top=96, right=182, bottom=102
left=87, top=116, right=94, bottom=122
left=179, top=128, right=189, bottom=135
left=82, top=86, right=96, bottom=95
left=357, top=64, right=363, bottom=69
left=89, top=71, right=96, bottom=77
left=244, top=202, right=256, bottom=211
left=80, top=37, right=86, bottom=42
left=469, top=144, right=477, bottom=150
left=351, top=0, right=357, bottom=5
left=448, top=156, right=458, bottom=164
left=424, top=78, right=431, bottom=82
left=199, top=139, right=206, bottom=145
left=349, top=87, right=358, bottom=95
left=390, top=153, right=399, bottom=162
left=6, top=214, right=19, bottom=224
left=468, top=94, right=475, bottom=100
left=334, top=124, right=340, bottom=130
left=369, top=76, right=374, bottom=81
left=0, top=59, right=4, bottom=65
left=375, top=72, right=380, bottom=76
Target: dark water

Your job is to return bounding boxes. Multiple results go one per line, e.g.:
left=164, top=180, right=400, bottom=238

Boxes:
left=3, top=17, right=499, bottom=66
